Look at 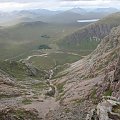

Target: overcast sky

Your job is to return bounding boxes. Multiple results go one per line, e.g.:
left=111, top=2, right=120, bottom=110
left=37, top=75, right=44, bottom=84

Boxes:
left=0, top=0, right=120, bottom=11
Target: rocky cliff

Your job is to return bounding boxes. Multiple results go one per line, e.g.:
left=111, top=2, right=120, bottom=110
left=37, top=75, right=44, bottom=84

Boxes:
left=86, top=57, right=120, bottom=120
left=86, top=96, right=120, bottom=120
left=45, top=25, right=120, bottom=120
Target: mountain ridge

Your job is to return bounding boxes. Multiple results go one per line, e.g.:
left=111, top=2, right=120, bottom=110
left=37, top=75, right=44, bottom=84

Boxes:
left=58, top=12, right=120, bottom=53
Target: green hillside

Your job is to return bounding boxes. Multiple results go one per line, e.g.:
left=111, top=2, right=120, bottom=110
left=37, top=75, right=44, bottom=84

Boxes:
left=0, top=61, right=47, bottom=80
left=0, top=21, right=86, bottom=60
left=27, top=52, right=81, bottom=70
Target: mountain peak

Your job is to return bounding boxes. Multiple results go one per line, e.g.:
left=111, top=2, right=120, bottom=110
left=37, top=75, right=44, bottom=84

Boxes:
left=69, top=7, right=86, bottom=14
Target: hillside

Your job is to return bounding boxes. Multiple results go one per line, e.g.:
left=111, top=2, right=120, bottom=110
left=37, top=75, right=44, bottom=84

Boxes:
left=0, top=61, right=48, bottom=80
left=58, top=12, right=120, bottom=53
left=0, top=18, right=120, bottom=120
left=0, top=8, right=120, bottom=120
left=45, top=25, right=120, bottom=120
left=0, top=61, right=51, bottom=120
left=0, top=21, right=86, bottom=60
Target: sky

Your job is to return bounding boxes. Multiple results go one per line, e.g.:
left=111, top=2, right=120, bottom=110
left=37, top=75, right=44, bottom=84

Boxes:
left=0, top=0, right=120, bottom=11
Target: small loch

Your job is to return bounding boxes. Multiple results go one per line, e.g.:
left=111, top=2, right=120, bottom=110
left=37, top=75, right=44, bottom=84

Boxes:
left=77, top=19, right=99, bottom=23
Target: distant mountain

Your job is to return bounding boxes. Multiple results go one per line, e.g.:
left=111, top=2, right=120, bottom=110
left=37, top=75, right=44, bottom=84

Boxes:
left=81, top=8, right=119, bottom=20
left=93, top=7, right=119, bottom=14
left=36, top=8, right=119, bottom=24
left=0, top=9, right=61, bottom=26
left=18, top=9, right=61, bottom=16
left=68, top=8, right=86, bottom=14
left=45, top=11, right=84, bottom=24
left=0, top=8, right=119, bottom=26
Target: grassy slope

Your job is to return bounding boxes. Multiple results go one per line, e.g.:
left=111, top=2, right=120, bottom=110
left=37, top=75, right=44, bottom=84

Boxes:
left=0, top=22, right=86, bottom=60
left=0, top=61, right=47, bottom=80
left=28, top=52, right=81, bottom=70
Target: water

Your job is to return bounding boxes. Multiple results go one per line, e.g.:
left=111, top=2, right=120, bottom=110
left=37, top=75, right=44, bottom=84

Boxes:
left=77, top=19, right=99, bottom=23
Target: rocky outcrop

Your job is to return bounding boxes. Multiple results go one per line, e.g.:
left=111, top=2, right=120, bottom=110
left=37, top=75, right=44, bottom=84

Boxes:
left=45, top=26, right=120, bottom=120
left=0, top=72, right=15, bottom=86
left=86, top=97, right=120, bottom=120
left=86, top=29, right=120, bottom=120
left=0, top=107, right=40, bottom=120
left=114, top=57, right=120, bottom=82
left=111, top=57, right=120, bottom=99
left=0, top=71, right=21, bottom=101
left=93, top=56, right=120, bottom=100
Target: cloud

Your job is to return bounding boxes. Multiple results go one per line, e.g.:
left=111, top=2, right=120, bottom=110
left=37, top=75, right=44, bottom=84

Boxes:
left=0, top=0, right=119, bottom=11
left=0, top=0, right=119, bottom=2
left=0, top=0, right=57, bottom=3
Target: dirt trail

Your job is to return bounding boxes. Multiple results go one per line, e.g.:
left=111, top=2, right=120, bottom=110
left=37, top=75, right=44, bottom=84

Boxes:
left=23, top=96, right=59, bottom=119
left=22, top=66, right=59, bottom=119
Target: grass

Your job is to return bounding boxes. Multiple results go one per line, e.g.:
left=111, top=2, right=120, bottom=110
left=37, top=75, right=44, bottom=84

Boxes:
left=0, top=22, right=83, bottom=60
left=0, top=108, right=40, bottom=120
left=52, top=64, right=69, bottom=78
left=53, top=72, right=69, bottom=79
left=0, top=94, right=13, bottom=99
left=56, top=81, right=66, bottom=93
left=104, top=89, right=112, bottom=96
left=0, top=61, right=47, bottom=80
left=91, top=88, right=97, bottom=99
left=22, top=99, right=32, bottom=105
left=32, top=82, right=48, bottom=90
left=29, top=52, right=81, bottom=70
left=0, top=61, right=28, bottom=80
left=90, top=88, right=100, bottom=105
left=58, top=37, right=100, bottom=55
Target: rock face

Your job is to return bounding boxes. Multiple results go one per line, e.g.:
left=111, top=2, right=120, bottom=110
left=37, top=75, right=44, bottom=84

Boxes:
left=112, top=57, right=120, bottom=99
left=92, top=57, right=120, bottom=101
left=0, top=107, right=40, bottom=120
left=114, top=57, right=120, bottom=82
left=45, top=26, right=120, bottom=120
left=0, top=72, right=15, bottom=86
left=60, top=23, right=113, bottom=44
left=86, top=97, right=120, bottom=120
left=86, top=27, right=120, bottom=120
